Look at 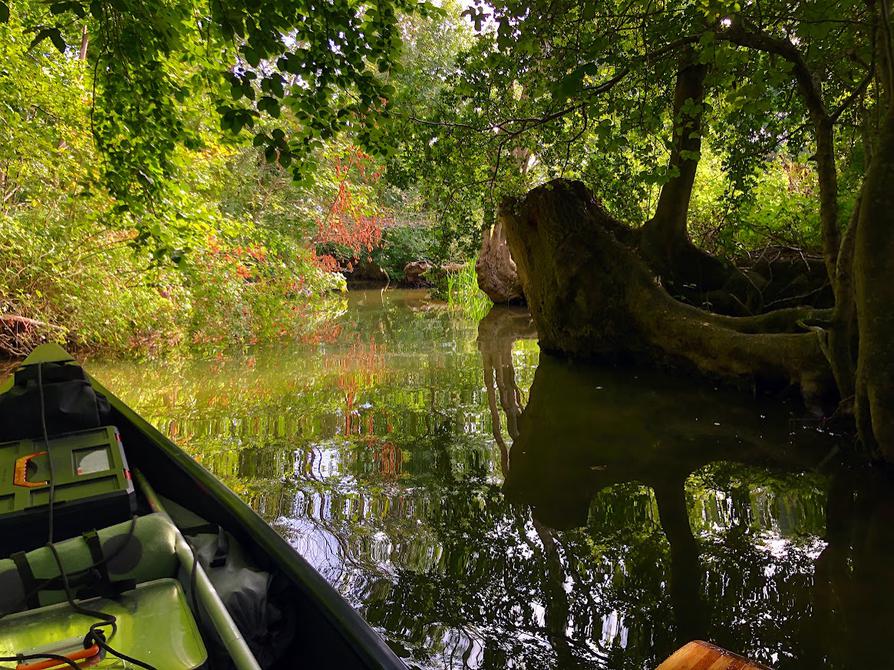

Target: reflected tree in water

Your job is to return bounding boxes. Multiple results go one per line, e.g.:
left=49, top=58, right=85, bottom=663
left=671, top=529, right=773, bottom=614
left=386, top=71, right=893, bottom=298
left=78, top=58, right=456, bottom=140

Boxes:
left=493, top=305, right=894, bottom=669
left=86, top=291, right=894, bottom=669
left=478, top=306, right=535, bottom=474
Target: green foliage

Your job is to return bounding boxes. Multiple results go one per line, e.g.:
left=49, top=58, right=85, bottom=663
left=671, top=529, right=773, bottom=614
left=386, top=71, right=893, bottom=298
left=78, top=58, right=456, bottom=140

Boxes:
left=2, top=0, right=879, bottom=357
left=181, top=234, right=346, bottom=349
left=427, top=261, right=490, bottom=320
left=0, top=153, right=346, bottom=356
left=395, top=0, right=874, bottom=258
left=687, top=148, right=826, bottom=255
left=0, top=14, right=347, bottom=356
left=377, top=0, right=488, bottom=257
left=371, top=224, right=438, bottom=281
left=392, top=0, right=691, bottom=224
left=2, top=0, right=487, bottom=271
left=4, top=0, right=430, bottom=207
left=0, top=212, right=182, bottom=354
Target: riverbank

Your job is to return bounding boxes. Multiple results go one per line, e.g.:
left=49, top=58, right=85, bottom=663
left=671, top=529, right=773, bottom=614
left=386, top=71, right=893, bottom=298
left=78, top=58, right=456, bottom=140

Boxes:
left=0, top=246, right=493, bottom=362
left=0, top=234, right=347, bottom=359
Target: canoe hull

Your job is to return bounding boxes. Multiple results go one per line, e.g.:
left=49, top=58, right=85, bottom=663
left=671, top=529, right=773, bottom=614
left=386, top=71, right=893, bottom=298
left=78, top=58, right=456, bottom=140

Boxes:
left=3, top=344, right=406, bottom=670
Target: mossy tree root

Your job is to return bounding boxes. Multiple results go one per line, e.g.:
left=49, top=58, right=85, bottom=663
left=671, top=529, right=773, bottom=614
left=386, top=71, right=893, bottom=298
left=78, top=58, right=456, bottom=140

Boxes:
left=500, top=179, right=835, bottom=402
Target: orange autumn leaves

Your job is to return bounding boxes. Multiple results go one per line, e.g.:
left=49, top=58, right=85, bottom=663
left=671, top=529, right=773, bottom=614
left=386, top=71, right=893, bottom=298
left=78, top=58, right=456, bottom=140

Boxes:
left=314, top=147, right=391, bottom=273
left=207, top=237, right=268, bottom=282
left=327, top=338, right=402, bottom=478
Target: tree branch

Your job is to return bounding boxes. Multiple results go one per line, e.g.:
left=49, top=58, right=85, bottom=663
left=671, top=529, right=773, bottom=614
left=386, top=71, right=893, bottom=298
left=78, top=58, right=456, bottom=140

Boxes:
left=0, top=314, right=64, bottom=330
left=830, top=65, right=876, bottom=123
left=717, top=17, right=841, bottom=283
left=719, top=18, right=828, bottom=123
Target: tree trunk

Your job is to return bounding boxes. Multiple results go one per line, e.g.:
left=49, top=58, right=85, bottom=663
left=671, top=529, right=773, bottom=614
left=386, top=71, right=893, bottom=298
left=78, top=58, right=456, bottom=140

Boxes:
left=814, top=468, right=894, bottom=666
left=478, top=306, right=534, bottom=474
left=500, top=179, right=834, bottom=401
left=827, top=201, right=859, bottom=407
left=532, top=520, right=585, bottom=669
left=476, top=219, right=524, bottom=304
left=641, top=56, right=707, bottom=252
left=637, top=53, right=759, bottom=313
left=78, top=25, right=89, bottom=62
left=815, top=116, right=841, bottom=284
left=854, top=104, right=894, bottom=460
left=719, top=21, right=842, bottom=288
left=652, top=478, right=706, bottom=644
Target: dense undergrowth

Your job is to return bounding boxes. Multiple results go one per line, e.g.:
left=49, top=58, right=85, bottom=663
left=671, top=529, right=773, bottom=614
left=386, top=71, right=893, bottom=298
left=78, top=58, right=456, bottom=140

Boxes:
left=0, top=184, right=348, bottom=358
left=0, top=15, right=350, bottom=357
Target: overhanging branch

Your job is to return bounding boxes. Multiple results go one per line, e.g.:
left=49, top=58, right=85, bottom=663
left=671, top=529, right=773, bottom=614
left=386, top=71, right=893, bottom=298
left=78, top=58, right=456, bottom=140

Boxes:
left=718, top=18, right=829, bottom=124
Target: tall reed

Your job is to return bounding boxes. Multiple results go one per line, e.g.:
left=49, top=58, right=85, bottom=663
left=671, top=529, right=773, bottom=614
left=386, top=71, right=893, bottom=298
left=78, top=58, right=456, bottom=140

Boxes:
left=446, top=261, right=491, bottom=321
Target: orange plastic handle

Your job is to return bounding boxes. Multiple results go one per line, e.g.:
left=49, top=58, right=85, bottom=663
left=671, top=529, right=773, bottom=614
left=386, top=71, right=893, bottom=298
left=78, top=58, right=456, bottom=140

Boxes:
left=13, top=451, right=48, bottom=488
left=15, top=644, right=101, bottom=670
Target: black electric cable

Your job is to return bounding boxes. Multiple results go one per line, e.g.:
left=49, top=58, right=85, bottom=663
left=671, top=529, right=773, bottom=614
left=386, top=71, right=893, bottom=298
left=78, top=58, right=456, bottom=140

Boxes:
left=88, top=629, right=157, bottom=670
left=36, top=363, right=56, bottom=545
left=0, top=651, right=80, bottom=669
left=45, top=542, right=157, bottom=670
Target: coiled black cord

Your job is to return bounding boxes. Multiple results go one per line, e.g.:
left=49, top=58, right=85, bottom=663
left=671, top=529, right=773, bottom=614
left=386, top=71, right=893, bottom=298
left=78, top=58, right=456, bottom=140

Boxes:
left=45, top=542, right=157, bottom=670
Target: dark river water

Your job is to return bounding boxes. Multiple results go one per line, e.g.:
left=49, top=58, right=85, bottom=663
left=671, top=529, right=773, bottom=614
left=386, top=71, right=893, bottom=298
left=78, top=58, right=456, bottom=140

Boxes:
left=85, top=289, right=894, bottom=670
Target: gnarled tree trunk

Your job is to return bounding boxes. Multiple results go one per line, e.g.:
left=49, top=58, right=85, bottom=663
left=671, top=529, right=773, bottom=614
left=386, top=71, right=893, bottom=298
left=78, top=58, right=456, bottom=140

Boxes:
left=640, top=56, right=707, bottom=251
left=500, top=179, right=834, bottom=402
left=637, top=52, right=760, bottom=314
left=476, top=219, right=524, bottom=304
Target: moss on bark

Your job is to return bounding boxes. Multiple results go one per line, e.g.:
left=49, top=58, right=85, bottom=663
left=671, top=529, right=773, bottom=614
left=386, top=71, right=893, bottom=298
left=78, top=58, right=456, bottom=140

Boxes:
left=500, top=179, right=834, bottom=400
left=854, top=109, right=894, bottom=461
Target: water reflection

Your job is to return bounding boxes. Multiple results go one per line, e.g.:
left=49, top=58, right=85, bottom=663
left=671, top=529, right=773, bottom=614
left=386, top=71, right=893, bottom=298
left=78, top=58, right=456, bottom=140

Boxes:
left=85, top=289, right=894, bottom=669
left=479, top=306, right=535, bottom=474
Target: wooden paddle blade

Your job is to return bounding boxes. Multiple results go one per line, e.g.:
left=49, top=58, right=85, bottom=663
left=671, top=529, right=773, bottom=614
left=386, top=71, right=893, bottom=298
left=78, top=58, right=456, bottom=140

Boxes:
left=657, top=641, right=771, bottom=670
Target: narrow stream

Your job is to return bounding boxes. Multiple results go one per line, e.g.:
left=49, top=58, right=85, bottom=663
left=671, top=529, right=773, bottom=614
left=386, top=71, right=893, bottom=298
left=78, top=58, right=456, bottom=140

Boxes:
left=86, top=289, right=894, bottom=670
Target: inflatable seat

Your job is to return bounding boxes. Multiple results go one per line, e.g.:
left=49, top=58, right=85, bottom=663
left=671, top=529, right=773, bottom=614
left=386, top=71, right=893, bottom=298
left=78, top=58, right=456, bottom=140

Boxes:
left=0, top=513, right=178, bottom=614
left=0, top=578, right=208, bottom=669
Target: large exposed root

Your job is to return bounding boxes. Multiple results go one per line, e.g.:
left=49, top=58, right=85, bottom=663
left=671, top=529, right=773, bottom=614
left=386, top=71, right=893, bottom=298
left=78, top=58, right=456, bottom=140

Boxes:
left=500, top=179, right=835, bottom=401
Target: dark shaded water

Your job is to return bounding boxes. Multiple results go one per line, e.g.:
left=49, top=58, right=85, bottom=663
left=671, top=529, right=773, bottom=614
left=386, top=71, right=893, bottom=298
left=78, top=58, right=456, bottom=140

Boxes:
left=86, top=289, right=894, bottom=669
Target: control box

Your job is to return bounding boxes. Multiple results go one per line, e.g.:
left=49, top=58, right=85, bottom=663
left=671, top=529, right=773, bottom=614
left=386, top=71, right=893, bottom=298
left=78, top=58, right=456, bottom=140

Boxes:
left=0, top=426, right=135, bottom=552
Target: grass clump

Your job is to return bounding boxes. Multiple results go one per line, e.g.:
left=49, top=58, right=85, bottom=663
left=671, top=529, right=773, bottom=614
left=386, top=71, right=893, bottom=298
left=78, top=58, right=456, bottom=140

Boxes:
left=442, top=261, right=492, bottom=321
